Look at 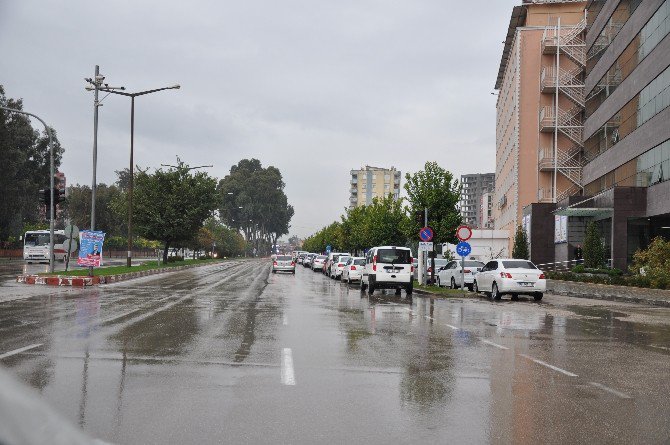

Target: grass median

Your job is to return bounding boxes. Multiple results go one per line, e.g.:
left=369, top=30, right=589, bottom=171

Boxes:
left=40, top=258, right=224, bottom=277
left=415, top=284, right=478, bottom=298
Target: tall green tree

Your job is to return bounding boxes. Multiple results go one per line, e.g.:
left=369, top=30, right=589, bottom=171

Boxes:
left=0, top=85, right=64, bottom=241
left=404, top=161, right=461, bottom=245
left=512, top=224, right=529, bottom=260
left=65, top=183, right=126, bottom=236
left=583, top=221, right=606, bottom=269
left=133, top=160, right=219, bottom=263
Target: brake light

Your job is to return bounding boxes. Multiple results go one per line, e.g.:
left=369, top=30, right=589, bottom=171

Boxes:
left=350, top=266, right=356, bottom=270
left=411, top=266, right=414, bottom=273
left=273, top=261, right=278, bottom=266
left=338, top=264, right=344, bottom=268
left=539, top=273, right=546, bottom=280
left=373, top=255, right=377, bottom=272
left=427, top=267, right=432, bottom=273
left=500, top=272, right=512, bottom=278
left=291, top=262, right=295, bottom=266
left=463, top=269, right=471, bottom=273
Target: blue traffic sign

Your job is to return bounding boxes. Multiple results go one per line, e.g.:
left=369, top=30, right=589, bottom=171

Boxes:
left=419, top=226, right=434, bottom=242
left=456, top=241, right=471, bottom=257
left=326, top=245, right=332, bottom=253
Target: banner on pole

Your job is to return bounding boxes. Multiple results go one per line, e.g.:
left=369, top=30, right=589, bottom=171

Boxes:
left=77, top=230, right=106, bottom=267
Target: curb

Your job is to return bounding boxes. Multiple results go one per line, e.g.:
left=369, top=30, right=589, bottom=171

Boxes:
left=17, top=262, right=220, bottom=287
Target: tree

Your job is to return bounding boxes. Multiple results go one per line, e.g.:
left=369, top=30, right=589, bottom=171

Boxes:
left=512, top=224, right=529, bottom=260
left=632, top=237, right=670, bottom=288
left=133, top=160, right=219, bottom=263
left=0, top=85, right=64, bottom=241
left=404, top=161, right=461, bottom=245
left=65, top=183, right=126, bottom=236
left=583, top=221, right=605, bottom=269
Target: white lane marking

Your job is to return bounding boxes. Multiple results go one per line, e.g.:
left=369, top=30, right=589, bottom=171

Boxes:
left=479, top=338, right=509, bottom=350
left=281, top=348, right=296, bottom=386
left=518, top=354, right=578, bottom=377
left=588, top=382, right=632, bottom=399
left=650, top=344, right=670, bottom=351
left=0, top=343, right=43, bottom=360
left=444, top=323, right=459, bottom=330
left=283, top=315, right=288, bottom=326
left=424, top=315, right=434, bottom=321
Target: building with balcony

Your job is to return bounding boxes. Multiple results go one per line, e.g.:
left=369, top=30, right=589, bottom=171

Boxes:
left=460, top=173, right=495, bottom=229
left=493, top=0, right=587, bottom=256
left=349, top=166, right=401, bottom=209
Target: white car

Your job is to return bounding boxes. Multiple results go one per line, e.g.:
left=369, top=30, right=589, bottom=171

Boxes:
left=342, top=257, right=365, bottom=283
left=312, top=255, right=327, bottom=271
left=473, top=259, right=546, bottom=301
left=436, top=260, right=485, bottom=290
left=331, top=256, right=351, bottom=279
left=360, top=246, right=414, bottom=295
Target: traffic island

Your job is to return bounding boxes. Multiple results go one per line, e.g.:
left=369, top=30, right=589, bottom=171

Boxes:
left=17, top=259, right=225, bottom=287
left=413, top=284, right=478, bottom=299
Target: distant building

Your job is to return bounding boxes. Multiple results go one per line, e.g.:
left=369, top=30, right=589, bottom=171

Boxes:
left=460, top=173, right=495, bottom=228
left=480, top=190, right=494, bottom=229
left=349, top=166, right=401, bottom=209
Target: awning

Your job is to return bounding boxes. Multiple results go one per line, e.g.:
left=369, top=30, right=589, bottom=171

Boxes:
left=553, top=207, right=613, bottom=218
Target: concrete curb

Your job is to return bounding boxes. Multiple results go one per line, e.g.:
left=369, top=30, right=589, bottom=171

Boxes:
left=547, top=280, right=670, bottom=308
left=17, top=262, right=218, bottom=287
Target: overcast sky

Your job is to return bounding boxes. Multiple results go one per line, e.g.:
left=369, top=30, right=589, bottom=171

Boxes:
left=0, top=0, right=516, bottom=238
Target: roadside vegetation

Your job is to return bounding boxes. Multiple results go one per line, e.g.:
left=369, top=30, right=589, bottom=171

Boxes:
left=415, top=283, right=477, bottom=298
left=41, top=258, right=224, bottom=277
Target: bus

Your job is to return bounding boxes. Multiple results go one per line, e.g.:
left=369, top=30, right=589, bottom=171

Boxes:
left=23, top=230, right=69, bottom=263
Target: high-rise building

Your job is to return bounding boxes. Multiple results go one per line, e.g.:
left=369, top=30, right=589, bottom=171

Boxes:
left=460, top=173, right=495, bottom=228
left=480, top=190, right=495, bottom=229
left=349, top=166, right=401, bottom=209
left=494, top=0, right=587, bottom=255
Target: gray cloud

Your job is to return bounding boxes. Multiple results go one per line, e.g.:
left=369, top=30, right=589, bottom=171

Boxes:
left=0, top=0, right=516, bottom=237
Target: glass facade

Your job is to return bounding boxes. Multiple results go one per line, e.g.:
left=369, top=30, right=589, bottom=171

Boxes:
left=587, top=0, right=643, bottom=74
left=585, top=63, right=670, bottom=161
left=585, top=138, right=670, bottom=194
left=586, top=1, right=670, bottom=117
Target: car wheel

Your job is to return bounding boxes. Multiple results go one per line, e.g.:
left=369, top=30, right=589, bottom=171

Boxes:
left=511, top=294, right=519, bottom=301
left=473, top=280, right=479, bottom=294
left=534, top=293, right=543, bottom=301
left=272, top=270, right=277, bottom=274
left=368, top=279, right=375, bottom=295
left=466, top=284, right=474, bottom=292
left=492, top=282, right=501, bottom=300
left=406, top=282, right=413, bottom=295
left=436, top=277, right=441, bottom=287
left=450, top=277, right=456, bottom=289
left=360, top=279, right=367, bottom=292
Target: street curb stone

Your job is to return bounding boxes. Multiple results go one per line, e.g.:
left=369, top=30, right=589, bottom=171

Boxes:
left=547, top=280, right=670, bottom=308
left=16, top=262, right=218, bottom=287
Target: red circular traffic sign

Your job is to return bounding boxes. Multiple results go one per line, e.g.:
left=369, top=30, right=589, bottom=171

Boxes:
left=456, top=225, right=472, bottom=242
left=419, top=226, right=434, bottom=242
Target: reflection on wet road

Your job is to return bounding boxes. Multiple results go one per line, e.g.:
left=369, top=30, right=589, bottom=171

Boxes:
left=1, top=259, right=669, bottom=444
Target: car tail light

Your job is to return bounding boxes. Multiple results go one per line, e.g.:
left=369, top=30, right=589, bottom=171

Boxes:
left=338, top=264, right=344, bottom=268
left=291, top=262, right=295, bottom=266
left=411, top=266, right=414, bottom=273
left=427, top=267, right=432, bottom=273
left=273, top=261, right=278, bottom=266
left=350, top=266, right=356, bottom=270
left=539, top=273, right=546, bottom=280
left=373, top=255, right=377, bottom=272
left=500, top=272, right=512, bottom=278
left=463, top=269, right=471, bottom=274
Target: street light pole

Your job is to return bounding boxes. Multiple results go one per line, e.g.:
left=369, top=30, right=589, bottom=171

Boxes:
left=0, top=106, right=55, bottom=273
left=99, top=84, right=180, bottom=267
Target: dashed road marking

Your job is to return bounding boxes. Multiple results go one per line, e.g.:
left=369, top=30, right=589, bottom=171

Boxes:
left=283, top=315, right=288, bottom=326
left=424, top=315, right=434, bottom=321
left=0, top=343, right=43, bottom=360
left=479, top=339, right=509, bottom=350
left=281, top=348, right=295, bottom=386
left=518, top=353, right=578, bottom=377
left=650, top=344, right=670, bottom=351
left=444, top=323, right=459, bottom=330
left=588, top=382, right=632, bottom=399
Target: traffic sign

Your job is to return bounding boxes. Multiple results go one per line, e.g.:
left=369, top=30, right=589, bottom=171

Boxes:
left=419, top=226, right=434, bottom=242
left=456, top=225, right=472, bottom=241
left=326, top=245, right=332, bottom=253
left=418, top=241, right=434, bottom=252
left=64, top=224, right=79, bottom=239
left=456, top=241, right=471, bottom=257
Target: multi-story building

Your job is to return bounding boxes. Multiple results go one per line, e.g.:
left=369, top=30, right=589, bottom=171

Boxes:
left=460, top=173, right=495, bottom=228
left=494, top=0, right=586, bottom=257
left=480, top=191, right=495, bottom=229
left=349, top=166, right=401, bottom=209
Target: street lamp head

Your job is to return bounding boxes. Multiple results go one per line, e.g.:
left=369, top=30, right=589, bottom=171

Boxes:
left=85, top=85, right=95, bottom=91
left=171, top=84, right=181, bottom=89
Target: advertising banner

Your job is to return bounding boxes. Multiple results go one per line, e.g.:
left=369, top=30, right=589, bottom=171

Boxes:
left=554, top=215, right=568, bottom=244
left=77, top=230, right=106, bottom=267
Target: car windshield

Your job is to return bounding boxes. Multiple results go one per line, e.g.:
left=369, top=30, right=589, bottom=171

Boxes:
left=338, top=257, right=350, bottom=263
left=24, top=233, right=49, bottom=247
left=276, top=256, right=292, bottom=261
left=502, top=260, right=537, bottom=269
left=459, top=261, right=484, bottom=267
left=354, top=259, right=365, bottom=266
left=377, top=248, right=411, bottom=264
left=434, top=259, right=448, bottom=266
left=317, top=255, right=327, bottom=260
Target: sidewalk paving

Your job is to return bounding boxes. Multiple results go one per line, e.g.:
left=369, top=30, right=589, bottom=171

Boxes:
left=547, top=280, right=670, bottom=308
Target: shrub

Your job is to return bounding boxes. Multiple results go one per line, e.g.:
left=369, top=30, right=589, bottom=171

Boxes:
left=571, top=264, right=585, bottom=273
left=166, top=255, right=184, bottom=263
left=631, top=237, right=670, bottom=289
left=583, top=222, right=605, bottom=269
left=512, top=224, right=529, bottom=260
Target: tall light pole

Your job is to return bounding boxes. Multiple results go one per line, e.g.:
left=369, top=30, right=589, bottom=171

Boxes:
left=99, top=84, right=180, bottom=267
left=0, top=106, right=55, bottom=273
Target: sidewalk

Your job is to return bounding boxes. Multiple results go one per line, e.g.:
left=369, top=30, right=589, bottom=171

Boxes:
left=547, top=280, right=670, bottom=308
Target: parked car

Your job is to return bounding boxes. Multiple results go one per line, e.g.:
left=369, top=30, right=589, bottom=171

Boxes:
left=325, top=252, right=348, bottom=276
left=436, top=260, right=485, bottom=290
left=342, top=257, right=365, bottom=283
left=331, top=255, right=351, bottom=279
left=304, top=253, right=316, bottom=268
left=272, top=255, right=296, bottom=274
left=312, top=255, right=327, bottom=271
left=412, top=257, right=448, bottom=284
left=472, top=259, right=546, bottom=301
left=360, top=246, right=414, bottom=295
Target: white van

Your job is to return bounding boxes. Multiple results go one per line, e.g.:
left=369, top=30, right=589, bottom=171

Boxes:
left=360, top=246, right=414, bottom=295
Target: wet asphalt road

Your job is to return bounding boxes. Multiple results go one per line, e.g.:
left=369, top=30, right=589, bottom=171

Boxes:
left=1, top=259, right=669, bottom=444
